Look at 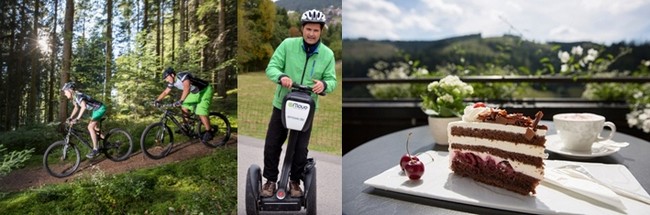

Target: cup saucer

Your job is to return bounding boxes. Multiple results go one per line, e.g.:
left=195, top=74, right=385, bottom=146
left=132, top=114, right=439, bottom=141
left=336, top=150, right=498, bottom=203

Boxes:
left=545, top=134, right=626, bottom=160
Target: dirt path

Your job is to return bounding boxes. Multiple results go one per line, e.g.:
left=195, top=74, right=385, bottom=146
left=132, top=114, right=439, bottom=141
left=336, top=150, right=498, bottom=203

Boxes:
left=0, top=135, right=238, bottom=192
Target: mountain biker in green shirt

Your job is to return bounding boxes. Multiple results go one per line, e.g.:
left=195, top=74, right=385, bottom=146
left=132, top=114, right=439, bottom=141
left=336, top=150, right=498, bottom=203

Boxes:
left=261, top=9, right=337, bottom=198
left=154, top=68, right=215, bottom=143
left=62, top=82, right=106, bottom=159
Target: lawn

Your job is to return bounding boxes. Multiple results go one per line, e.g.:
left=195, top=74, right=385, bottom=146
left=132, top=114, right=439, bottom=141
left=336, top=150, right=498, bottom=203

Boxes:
left=238, top=61, right=342, bottom=155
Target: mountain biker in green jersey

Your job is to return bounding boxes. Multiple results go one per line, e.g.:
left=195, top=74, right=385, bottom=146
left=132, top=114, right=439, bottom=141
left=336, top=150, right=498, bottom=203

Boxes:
left=154, top=68, right=215, bottom=142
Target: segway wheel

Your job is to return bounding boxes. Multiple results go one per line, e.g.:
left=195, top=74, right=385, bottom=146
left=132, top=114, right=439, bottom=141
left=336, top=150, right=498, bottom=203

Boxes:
left=246, top=164, right=262, bottom=215
left=306, top=166, right=317, bottom=215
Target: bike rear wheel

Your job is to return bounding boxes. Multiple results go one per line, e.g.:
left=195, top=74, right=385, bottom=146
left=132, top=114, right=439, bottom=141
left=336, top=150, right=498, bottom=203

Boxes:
left=103, top=128, right=133, bottom=161
left=199, top=112, right=231, bottom=148
left=43, top=141, right=80, bottom=178
left=140, top=122, right=174, bottom=159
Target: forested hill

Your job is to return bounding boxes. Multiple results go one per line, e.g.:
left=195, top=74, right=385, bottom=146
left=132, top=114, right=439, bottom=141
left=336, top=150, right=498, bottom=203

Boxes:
left=275, top=0, right=341, bottom=12
left=343, top=34, right=650, bottom=78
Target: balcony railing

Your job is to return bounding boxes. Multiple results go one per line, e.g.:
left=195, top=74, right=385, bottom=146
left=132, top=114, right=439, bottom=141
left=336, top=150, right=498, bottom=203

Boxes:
left=342, top=76, right=650, bottom=154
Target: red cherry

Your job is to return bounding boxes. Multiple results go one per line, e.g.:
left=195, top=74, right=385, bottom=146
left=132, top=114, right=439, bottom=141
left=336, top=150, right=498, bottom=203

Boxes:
left=473, top=102, right=486, bottom=108
left=400, top=154, right=419, bottom=170
left=404, top=159, right=425, bottom=180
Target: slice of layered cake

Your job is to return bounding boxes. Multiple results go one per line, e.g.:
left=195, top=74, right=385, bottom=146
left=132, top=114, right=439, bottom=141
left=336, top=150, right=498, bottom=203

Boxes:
left=447, top=104, right=547, bottom=195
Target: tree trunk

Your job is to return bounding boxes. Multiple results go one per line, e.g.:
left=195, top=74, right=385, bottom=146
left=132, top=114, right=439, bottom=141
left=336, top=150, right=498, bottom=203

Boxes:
left=143, top=0, right=149, bottom=31
left=28, top=0, right=40, bottom=124
left=14, top=0, right=27, bottom=128
left=156, top=0, right=161, bottom=64
left=143, top=0, right=149, bottom=47
left=179, top=0, right=186, bottom=65
left=171, top=0, right=175, bottom=62
left=217, top=0, right=226, bottom=97
left=5, top=2, right=17, bottom=130
left=104, top=0, right=113, bottom=107
left=48, top=0, right=59, bottom=122
left=160, top=0, right=164, bottom=67
left=60, top=0, right=74, bottom=123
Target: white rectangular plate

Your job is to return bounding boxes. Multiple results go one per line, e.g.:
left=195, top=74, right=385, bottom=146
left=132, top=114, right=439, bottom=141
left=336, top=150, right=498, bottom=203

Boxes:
left=364, top=151, right=650, bottom=215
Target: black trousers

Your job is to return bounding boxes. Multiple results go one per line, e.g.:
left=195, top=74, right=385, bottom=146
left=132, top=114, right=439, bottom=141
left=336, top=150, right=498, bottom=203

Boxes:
left=263, top=107, right=312, bottom=182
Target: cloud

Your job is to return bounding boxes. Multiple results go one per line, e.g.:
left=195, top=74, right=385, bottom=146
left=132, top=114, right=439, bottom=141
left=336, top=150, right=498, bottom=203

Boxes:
left=343, top=0, right=650, bottom=43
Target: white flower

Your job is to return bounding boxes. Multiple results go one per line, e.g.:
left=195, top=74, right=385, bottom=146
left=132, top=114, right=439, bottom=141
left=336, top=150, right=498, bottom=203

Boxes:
left=643, top=120, right=650, bottom=133
left=464, top=85, right=474, bottom=95
left=586, top=48, right=598, bottom=61
left=634, top=91, right=643, bottom=99
left=644, top=60, right=650, bottom=67
left=571, top=46, right=584, bottom=56
left=639, top=113, right=649, bottom=120
left=452, top=88, right=461, bottom=95
left=427, top=81, right=439, bottom=91
left=561, top=64, right=568, bottom=72
left=558, top=51, right=570, bottom=63
left=440, top=94, right=454, bottom=103
left=628, top=118, right=639, bottom=127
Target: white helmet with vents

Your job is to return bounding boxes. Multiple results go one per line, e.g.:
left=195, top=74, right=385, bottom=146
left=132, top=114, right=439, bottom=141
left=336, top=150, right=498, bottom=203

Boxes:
left=301, top=9, right=326, bottom=26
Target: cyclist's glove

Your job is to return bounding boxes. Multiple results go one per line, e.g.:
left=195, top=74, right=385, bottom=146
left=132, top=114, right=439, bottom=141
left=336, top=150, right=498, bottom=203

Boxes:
left=173, top=100, right=183, bottom=107
left=153, top=100, right=161, bottom=108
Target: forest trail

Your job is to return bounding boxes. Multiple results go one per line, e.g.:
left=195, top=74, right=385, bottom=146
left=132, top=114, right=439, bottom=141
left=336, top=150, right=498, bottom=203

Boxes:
left=0, top=135, right=238, bottom=192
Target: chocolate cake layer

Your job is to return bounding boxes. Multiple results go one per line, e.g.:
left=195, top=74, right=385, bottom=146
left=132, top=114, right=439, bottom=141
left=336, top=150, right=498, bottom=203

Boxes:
left=450, top=144, right=544, bottom=168
left=450, top=126, right=546, bottom=146
left=451, top=155, right=540, bottom=195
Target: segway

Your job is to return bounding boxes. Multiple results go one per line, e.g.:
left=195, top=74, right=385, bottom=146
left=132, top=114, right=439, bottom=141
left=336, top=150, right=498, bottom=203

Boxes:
left=246, top=82, right=323, bottom=215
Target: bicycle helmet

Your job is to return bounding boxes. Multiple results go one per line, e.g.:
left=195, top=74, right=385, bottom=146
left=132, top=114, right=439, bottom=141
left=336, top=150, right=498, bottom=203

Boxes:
left=61, top=82, right=76, bottom=91
left=301, top=9, right=326, bottom=26
left=162, top=67, right=175, bottom=80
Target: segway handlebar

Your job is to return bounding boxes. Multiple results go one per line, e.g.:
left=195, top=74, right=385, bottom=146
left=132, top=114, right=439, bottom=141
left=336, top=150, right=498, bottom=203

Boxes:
left=277, top=81, right=327, bottom=96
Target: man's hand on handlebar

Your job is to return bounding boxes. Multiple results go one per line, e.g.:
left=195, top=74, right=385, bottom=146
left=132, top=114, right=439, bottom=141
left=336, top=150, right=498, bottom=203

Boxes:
left=67, top=118, right=78, bottom=125
left=312, top=80, right=324, bottom=94
left=280, top=76, right=293, bottom=89
left=153, top=100, right=161, bottom=108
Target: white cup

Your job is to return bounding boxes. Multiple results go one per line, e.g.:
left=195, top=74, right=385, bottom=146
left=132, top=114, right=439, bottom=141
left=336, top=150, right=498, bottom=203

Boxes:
left=553, top=113, right=616, bottom=152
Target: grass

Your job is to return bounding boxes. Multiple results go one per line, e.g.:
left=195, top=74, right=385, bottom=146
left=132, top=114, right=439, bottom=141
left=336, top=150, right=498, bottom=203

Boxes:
left=0, top=146, right=237, bottom=214
left=239, top=61, right=342, bottom=155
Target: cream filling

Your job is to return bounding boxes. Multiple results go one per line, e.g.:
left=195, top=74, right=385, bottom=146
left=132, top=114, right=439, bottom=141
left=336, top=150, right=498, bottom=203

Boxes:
left=448, top=136, right=545, bottom=157
left=448, top=121, right=548, bottom=136
left=450, top=150, right=544, bottom=180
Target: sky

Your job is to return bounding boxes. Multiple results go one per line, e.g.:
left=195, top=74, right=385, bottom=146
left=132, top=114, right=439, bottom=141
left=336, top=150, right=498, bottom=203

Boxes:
left=343, top=0, right=650, bottom=43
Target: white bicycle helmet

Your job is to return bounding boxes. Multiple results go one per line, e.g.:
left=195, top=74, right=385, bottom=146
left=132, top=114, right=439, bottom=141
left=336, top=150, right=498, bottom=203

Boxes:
left=301, top=9, right=326, bottom=26
left=61, top=82, right=76, bottom=91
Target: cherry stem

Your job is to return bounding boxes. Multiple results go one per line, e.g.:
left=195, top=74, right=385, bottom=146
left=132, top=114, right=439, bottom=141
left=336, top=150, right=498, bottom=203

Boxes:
left=406, top=132, right=413, bottom=156
left=416, top=152, right=435, bottom=163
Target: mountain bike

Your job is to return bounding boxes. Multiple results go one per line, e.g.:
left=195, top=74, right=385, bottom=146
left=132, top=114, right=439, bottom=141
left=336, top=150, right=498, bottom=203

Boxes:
left=43, top=118, right=134, bottom=178
left=140, top=103, right=231, bottom=159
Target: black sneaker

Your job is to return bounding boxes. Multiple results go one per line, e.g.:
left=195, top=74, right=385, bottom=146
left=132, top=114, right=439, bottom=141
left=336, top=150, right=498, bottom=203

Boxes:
left=86, top=149, right=100, bottom=159
left=202, top=130, right=214, bottom=142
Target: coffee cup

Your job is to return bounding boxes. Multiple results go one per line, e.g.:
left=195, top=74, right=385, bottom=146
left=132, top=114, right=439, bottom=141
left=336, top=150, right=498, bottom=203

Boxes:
left=553, top=113, right=616, bottom=152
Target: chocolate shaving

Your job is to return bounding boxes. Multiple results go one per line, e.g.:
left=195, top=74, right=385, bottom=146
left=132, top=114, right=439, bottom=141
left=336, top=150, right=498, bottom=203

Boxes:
left=532, top=111, right=543, bottom=131
left=525, top=128, right=535, bottom=140
left=477, top=108, right=547, bottom=130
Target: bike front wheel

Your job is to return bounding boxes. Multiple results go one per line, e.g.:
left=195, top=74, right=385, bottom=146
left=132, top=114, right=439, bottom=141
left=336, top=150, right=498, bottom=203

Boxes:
left=140, top=122, right=174, bottom=159
left=103, top=128, right=133, bottom=161
left=43, top=141, right=80, bottom=178
left=199, top=112, right=232, bottom=148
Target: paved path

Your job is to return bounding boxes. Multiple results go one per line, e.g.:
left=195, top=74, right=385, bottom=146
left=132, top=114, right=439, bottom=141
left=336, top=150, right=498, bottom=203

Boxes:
left=237, top=135, right=342, bottom=215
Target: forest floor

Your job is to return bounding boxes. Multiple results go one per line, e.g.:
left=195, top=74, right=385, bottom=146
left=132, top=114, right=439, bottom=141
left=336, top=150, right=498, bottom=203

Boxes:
left=0, top=134, right=238, bottom=192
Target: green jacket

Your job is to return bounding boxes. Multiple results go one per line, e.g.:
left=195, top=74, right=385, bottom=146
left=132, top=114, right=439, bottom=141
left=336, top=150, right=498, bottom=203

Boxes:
left=266, top=37, right=337, bottom=109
